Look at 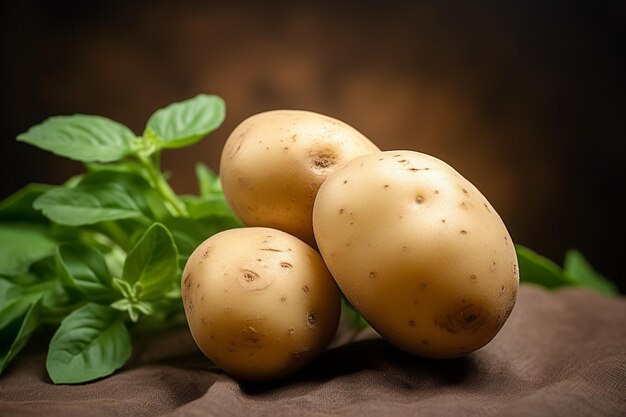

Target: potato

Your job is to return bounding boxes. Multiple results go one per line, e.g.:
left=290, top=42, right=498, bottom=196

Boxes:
left=312, top=150, right=519, bottom=358
left=220, top=110, right=380, bottom=246
left=181, top=227, right=341, bottom=381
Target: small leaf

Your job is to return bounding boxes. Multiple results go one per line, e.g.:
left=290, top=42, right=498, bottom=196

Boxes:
left=165, top=216, right=241, bottom=263
left=0, top=297, right=42, bottom=375
left=34, top=171, right=162, bottom=226
left=0, top=183, right=52, bottom=223
left=181, top=194, right=239, bottom=219
left=46, top=303, right=131, bottom=384
left=145, top=94, right=225, bottom=149
left=18, top=115, right=136, bottom=163
left=122, top=223, right=178, bottom=300
left=0, top=293, right=41, bottom=330
left=55, top=243, right=113, bottom=300
left=0, top=223, right=56, bottom=276
left=195, top=163, right=222, bottom=198
left=563, top=249, right=618, bottom=296
left=341, top=296, right=370, bottom=330
left=0, top=278, right=18, bottom=307
left=515, top=245, right=572, bottom=289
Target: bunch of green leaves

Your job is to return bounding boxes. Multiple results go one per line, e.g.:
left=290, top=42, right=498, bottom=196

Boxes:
left=516, top=245, right=618, bottom=295
left=0, top=94, right=242, bottom=384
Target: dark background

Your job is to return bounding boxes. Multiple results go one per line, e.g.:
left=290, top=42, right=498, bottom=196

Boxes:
left=1, top=0, right=624, bottom=291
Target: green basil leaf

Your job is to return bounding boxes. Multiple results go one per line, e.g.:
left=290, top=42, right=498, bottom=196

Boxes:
left=0, top=183, right=52, bottom=223
left=181, top=195, right=239, bottom=219
left=563, top=249, right=618, bottom=296
left=55, top=243, right=113, bottom=301
left=145, top=94, right=225, bottom=149
left=165, top=216, right=241, bottom=263
left=46, top=303, right=131, bottom=384
left=0, top=278, right=17, bottom=307
left=33, top=171, right=163, bottom=226
left=516, top=245, right=572, bottom=289
left=0, top=223, right=56, bottom=276
left=17, top=115, right=136, bottom=163
left=122, top=223, right=178, bottom=300
left=0, top=297, right=42, bottom=375
left=0, top=291, right=42, bottom=330
left=195, top=163, right=222, bottom=198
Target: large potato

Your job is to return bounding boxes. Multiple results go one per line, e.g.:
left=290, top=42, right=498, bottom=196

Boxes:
left=220, top=110, right=380, bottom=246
left=312, top=150, right=519, bottom=358
left=181, top=227, right=341, bottom=381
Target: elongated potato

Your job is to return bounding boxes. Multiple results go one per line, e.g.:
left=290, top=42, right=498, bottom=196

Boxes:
left=220, top=110, right=380, bottom=246
left=312, top=150, right=518, bottom=358
left=181, top=227, right=341, bottom=381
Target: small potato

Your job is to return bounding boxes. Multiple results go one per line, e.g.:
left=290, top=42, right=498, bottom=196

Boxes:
left=181, top=227, right=341, bottom=381
left=313, top=150, right=519, bottom=358
left=220, top=110, right=380, bottom=246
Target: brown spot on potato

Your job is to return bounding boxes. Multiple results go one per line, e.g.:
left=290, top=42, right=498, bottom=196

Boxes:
left=419, top=283, right=428, bottom=289
left=311, top=150, right=337, bottom=169
left=238, top=327, right=265, bottom=348
left=339, top=208, right=344, bottom=214
left=415, top=195, right=425, bottom=204
left=280, top=296, right=287, bottom=302
left=384, top=184, right=389, bottom=188
left=470, top=274, right=477, bottom=281
left=307, top=311, right=317, bottom=329
left=437, top=304, right=487, bottom=334
left=292, top=350, right=312, bottom=361
left=408, top=320, right=415, bottom=327
left=490, top=261, right=497, bottom=272
left=280, top=262, right=293, bottom=268
left=369, top=271, right=376, bottom=279
left=302, top=285, right=310, bottom=293
left=260, top=248, right=282, bottom=252
left=237, top=269, right=275, bottom=291
left=441, top=218, right=446, bottom=223
left=343, top=179, right=348, bottom=184
left=202, top=249, right=210, bottom=259
left=434, top=189, right=439, bottom=194
left=287, top=328, right=295, bottom=335
left=460, top=230, right=468, bottom=235
left=183, top=274, right=192, bottom=289
left=422, top=339, right=430, bottom=345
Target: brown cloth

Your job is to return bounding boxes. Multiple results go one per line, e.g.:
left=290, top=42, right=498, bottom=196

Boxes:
left=1, top=286, right=625, bottom=417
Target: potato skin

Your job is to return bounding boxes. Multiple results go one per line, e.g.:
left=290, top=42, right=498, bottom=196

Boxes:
left=219, top=110, right=380, bottom=247
left=181, top=227, right=341, bottom=381
left=312, top=150, right=519, bottom=358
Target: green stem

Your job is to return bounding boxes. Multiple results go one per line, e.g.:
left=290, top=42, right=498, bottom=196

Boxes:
left=137, top=154, right=188, bottom=217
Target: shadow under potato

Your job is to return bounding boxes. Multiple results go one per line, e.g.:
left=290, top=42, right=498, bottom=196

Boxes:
left=239, top=339, right=476, bottom=395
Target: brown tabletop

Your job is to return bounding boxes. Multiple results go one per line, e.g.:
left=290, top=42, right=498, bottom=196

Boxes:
left=1, top=285, right=625, bottom=417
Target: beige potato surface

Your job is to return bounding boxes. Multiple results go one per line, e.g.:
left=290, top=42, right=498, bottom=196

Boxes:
left=181, top=227, right=341, bottom=381
left=220, top=110, right=380, bottom=246
left=313, top=150, right=519, bottom=358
